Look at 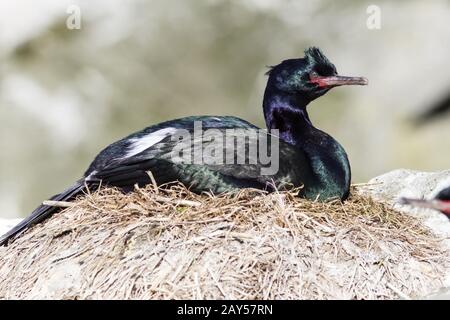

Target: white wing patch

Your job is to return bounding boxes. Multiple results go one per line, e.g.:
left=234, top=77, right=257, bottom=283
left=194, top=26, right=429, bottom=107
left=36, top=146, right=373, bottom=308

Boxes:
left=124, top=127, right=178, bottom=159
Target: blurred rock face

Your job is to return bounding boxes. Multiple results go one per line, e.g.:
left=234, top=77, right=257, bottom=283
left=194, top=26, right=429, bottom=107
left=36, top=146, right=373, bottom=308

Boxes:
left=359, top=169, right=450, bottom=293
left=0, top=0, right=450, bottom=218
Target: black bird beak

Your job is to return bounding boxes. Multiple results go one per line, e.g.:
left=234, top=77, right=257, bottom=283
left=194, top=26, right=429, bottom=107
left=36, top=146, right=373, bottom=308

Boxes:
left=310, top=75, right=368, bottom=88
left=399, top=197, right=450, bottom=218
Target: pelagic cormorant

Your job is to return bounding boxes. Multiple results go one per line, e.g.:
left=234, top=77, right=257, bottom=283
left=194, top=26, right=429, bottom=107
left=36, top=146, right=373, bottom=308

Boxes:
left=400, top=186, right=450, bottom=218
left=0, top=47, right=367, bottom=246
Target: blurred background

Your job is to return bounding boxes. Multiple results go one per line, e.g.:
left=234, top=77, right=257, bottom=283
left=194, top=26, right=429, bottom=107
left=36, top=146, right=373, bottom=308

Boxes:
left=1, top=0, right=450, bottom=218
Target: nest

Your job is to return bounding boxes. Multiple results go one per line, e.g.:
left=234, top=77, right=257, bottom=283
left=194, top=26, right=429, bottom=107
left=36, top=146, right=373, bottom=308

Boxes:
left=0, top=184, right=448, bottom=299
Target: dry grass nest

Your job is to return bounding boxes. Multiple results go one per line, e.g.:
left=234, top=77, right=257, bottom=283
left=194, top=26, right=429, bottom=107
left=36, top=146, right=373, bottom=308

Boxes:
left=0, top=184, right=449, bottom=299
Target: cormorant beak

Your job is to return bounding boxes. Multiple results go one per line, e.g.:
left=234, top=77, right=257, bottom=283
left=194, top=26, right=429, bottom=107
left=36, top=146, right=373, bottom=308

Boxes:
left=398, top=197, right=450, bottom=217
left=310, top=75, right=368, bottom=88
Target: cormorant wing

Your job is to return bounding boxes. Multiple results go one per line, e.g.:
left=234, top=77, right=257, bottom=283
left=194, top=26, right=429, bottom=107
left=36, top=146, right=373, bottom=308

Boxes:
left=89, top=127, right=309, bottom=194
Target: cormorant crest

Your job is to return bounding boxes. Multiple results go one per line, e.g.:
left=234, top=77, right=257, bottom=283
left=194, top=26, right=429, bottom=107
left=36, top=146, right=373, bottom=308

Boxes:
left=304, top=47, right=331, bottom=65
left=265, top=65, right=275, bottom=76
left=264, top=47, right=334, bottom=76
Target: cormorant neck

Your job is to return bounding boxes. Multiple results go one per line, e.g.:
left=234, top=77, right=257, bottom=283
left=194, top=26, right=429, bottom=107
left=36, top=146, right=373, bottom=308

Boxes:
left=262, top=86, right=351, bottom=201
left=263, top=88, right=314, bottom=145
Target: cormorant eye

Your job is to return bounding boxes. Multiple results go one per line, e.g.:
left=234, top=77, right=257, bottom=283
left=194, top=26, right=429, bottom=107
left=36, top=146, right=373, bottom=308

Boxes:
left=309, top=71, right=320, bottom=84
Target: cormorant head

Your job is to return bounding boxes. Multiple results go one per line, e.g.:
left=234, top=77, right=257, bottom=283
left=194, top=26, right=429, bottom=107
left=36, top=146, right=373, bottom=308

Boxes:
left=435, top=187, right=450, bottom=217
left=399, top=186, right=450, bottom=219
left=265, top=47, right=368, bottom=103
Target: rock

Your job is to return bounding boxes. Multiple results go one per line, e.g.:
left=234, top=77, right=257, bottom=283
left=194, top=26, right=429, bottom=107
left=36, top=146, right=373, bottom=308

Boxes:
left=0, top=219, right=21, bottom=238
left=358, top=169, right=450, bottom=299
left=359, top=169, right=450, bottom=236
left=360, top=169, right=450, bottom=203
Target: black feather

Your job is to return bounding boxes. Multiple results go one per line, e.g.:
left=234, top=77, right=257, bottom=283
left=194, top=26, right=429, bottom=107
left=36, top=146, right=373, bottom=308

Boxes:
left=0, top=180, right=86, bottom=246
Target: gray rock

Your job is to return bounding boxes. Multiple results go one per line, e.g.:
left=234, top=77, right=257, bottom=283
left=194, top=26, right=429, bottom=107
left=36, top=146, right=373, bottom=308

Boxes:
left=360, top=169, right=450, bottom=236
left=0, top=219, right=21, bottom=238
left=359, top=169, right=450, bottom=299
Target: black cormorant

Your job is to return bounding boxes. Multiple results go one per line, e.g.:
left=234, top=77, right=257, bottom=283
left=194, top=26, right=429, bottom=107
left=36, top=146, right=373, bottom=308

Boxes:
left=0, top=47, right=368, bottom=246
left=400, top=186, right=450, bottom=219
